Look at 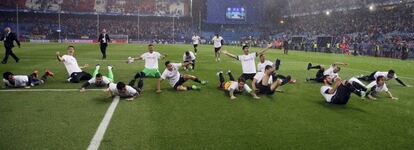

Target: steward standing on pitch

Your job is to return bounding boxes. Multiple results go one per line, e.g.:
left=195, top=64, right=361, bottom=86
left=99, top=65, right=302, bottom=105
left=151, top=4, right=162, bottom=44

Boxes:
left=98, top=29, right=111, bottom=60
left=0, top=27, right=21, bottom=64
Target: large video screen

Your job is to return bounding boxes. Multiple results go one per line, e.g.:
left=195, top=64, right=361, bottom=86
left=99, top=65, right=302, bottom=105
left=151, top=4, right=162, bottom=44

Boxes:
left=226, top=7, right=246, bottom=20
left=207, top=0, right=263, bottom=24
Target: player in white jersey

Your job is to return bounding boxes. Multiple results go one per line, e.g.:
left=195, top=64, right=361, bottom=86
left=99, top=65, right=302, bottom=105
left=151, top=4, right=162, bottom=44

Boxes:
left=252, top=65, right=283, bottom=95
left=56, top=46, right=92, bottom=83
left=105, top=82, right=142, bottom=101
left=80, top=64, right=114, bottom=92
left=212, top=33, right=224, bottom=62
left=222, top=44, right=272, bottom=81
left=349, top=76, right=398, bottom=100
left=128, top=44, right=167, bottom=79
left=192, top=34, right=201, bottom=55
left=306, top=62, right=348, bottom=83
left=183, top=51, right=196, bottom=71
left=357, top=70, right=411, bottom=87
left=3, top=69, right=54, bottom=88
left=366, top=76, right=399, bottom=100
left=257, top=54, right=296, bottom=86
left=320, top=75, right=366, bottom=105
left=217, top=70, right=260, bottom=100
left=157, top=61, right=207, bottom=92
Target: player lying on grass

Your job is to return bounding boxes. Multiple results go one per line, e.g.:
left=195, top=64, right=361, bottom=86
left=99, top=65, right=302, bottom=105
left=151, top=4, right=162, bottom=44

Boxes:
left=252, top=65, right=283, bottom=95
left=105, top=81, right=143, bottom=101
left=80, top=64, right=114, bottom=92
left=156, top=61, right=207, bottom=93
left=306, top=62, right=348, bottom=83
left=56, top=46, right=92, bottom=83
left=320, top=75, right=366, bottom=105
left=217, top=70, right=260, bottom=100
left=2, top=69, right=54, bottom=88
left=257, top=54, right=296, bottom=86
left=183, top=51, right=196, bottom=71
left=127, top=44, right=167, bottom=83
left=357, top=70, right=411, bottom=87
left=222, top=44, right=272, bottom=81
left=349, top=76, right=399, bottom=100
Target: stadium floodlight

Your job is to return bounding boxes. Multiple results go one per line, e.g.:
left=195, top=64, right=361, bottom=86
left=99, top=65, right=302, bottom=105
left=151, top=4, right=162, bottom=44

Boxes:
left=369, top=5, right=375, bottom=11
left=280, top=20, right=285, bottom=24
left=325, top=11, right=331, bottom=16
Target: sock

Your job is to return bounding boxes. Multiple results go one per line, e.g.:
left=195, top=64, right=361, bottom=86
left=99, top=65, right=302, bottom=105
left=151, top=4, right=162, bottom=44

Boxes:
left=310, top=65, right=321, bottom=69
left=187, top=86, right=193, bottom=90
left=219, top=73, right=225, bottom=84
left=228, top=72, right=235, bottom=81
left=194, top=78, right=202, bottom=83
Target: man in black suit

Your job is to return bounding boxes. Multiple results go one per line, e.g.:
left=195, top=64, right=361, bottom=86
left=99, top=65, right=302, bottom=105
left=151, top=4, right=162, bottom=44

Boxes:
left=98, top=29, right=110, bottom=59
left=1, top=27, right=21, bottom=64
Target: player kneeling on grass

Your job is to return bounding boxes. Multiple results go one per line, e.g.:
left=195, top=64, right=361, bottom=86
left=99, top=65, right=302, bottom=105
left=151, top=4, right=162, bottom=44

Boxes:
left=127, top=44, right=167, bottom=80
left=357, top=70, right=411, bottom=87
left=320, top=76, right=366, bottom=105
left=157, top=61, right=207, bottom=93
left=80, top=64, right=114, bottom=92
left=349, top=76, right=398, bottom=100
left=106, top=81, right=143, bottom=101
left=56, top=46, right=92, bottom=83
left=2, top=69, right=54, bottom=88
left=183, top=51, right=196, bottom=71
left=217, top=70, right=260, bottom=100
left=306, top=62, right=348, bottom=83
left=252, top=65, right=283, bottom=95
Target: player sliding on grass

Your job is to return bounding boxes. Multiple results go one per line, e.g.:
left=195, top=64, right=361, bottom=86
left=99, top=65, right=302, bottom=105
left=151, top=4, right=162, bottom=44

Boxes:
left=349, top=76, right=399, bottom=100
left=56, top=46, right=92, bottom=83
left=252, top=65, right=283, bottom=95
left=257, top=54, right=296, bottom=86
left=80, top=64, right=114, bottom=92
left=157, top=61, right=207, bottom=93
left=320, top=76, right=366, bottom=105
left=217, top=70, right=260, bottom=100
left=2, top=69, right=54, bottom=88
left=357, top=70, right=411, bottom=87
left=222, top=44, right=273, bottom=81
left=306, top=62, right=348, bottom=83
left=183, top=51, right=196, bottom=71
left=127, top=44, right=167, bottom=82
left=105, top=81, right=142, bottom=101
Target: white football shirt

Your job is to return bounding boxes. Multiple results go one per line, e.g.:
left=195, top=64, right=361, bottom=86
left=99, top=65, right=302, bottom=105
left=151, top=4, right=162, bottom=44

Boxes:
left=141, top=52, right=161, bottom=69
left=161, top=63, right=182, bottom=87
left=62, top=55, right=82, bottom=75
left=238, top=53, right=257, bottom=74
left=257, top=60, right=273, bottom=72
left=212, top=36, right=223, bottom=48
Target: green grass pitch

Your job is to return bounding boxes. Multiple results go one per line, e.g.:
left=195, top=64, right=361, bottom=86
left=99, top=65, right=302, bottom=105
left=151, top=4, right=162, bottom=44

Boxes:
left=0, top=43, right=413, bottom=149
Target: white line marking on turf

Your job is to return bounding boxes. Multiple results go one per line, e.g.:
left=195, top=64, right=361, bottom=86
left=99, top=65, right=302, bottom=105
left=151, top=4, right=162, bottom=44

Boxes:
left=87, top=96, right=120, bottom=150
left=0, top=89, right=104, bottom=92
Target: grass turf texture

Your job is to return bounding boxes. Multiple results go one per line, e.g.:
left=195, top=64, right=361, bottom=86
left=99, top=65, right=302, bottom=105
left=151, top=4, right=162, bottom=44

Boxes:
left=0, top=43, right=413, bottom=149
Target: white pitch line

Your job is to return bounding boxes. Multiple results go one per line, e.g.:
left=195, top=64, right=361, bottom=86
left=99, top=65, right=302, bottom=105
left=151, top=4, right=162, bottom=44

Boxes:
left=87, top=96, right=120, bottom=150
left=0, top=89, right=104, bottom=92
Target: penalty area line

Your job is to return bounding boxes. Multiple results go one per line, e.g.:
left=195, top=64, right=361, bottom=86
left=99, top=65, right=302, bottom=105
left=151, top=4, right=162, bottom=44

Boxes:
left=87, top=96, right=120, bottom=150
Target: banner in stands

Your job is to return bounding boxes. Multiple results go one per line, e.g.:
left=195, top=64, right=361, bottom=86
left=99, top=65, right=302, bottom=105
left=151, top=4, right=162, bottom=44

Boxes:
left=63, top=39, right=94, bottom=43
left=30, top=40, right=51, bottom=43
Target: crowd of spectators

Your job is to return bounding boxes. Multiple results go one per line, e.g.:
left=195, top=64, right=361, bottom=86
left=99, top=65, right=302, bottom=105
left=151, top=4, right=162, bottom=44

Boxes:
left=0, top=13, right=194, bottom=41
left=284, top=0, right=405, bottom=15
left=0, top=0, right=189, bottom=16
